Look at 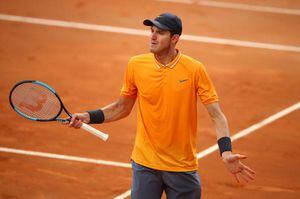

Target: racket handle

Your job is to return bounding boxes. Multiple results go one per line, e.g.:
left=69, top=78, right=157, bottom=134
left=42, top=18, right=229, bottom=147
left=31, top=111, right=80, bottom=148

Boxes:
left=80, top=123, right=109, bottom=141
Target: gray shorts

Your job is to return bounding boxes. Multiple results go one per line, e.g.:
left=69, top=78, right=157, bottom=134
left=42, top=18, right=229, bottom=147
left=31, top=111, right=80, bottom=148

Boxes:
left=131, top=161, right=201, bottom=199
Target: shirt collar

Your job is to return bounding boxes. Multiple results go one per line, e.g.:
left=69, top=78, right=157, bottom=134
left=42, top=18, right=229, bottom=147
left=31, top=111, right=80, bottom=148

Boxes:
left=154, top=50, right=182, bottom=69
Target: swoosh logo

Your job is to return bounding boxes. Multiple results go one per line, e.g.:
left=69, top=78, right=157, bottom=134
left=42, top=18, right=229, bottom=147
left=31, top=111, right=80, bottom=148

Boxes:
left=179, top=79, right=188, bottom=83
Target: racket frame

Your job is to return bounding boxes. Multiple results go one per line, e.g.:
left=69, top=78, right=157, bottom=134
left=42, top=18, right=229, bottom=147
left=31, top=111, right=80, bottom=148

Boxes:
left=9, top=80, right=72, bottom=122
left=9, top=80, right=109, bottom=141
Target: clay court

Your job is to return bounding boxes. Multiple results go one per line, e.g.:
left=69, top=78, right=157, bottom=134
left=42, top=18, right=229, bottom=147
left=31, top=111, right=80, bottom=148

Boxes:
left=0, top=0, right=300, bottom=198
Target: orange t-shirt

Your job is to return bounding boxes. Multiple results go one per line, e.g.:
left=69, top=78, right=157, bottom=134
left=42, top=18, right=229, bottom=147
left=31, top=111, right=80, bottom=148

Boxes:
left=120, top=51, right=218, bottom=171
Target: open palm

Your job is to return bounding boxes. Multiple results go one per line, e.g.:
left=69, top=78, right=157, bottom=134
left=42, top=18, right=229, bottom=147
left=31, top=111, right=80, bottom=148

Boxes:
left=222, top=153, right=255, bottom=183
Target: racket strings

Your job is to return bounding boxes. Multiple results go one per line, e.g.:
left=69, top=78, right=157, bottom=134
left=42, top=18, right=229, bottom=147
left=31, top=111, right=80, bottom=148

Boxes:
left=10, top=83, right=61, bottom=120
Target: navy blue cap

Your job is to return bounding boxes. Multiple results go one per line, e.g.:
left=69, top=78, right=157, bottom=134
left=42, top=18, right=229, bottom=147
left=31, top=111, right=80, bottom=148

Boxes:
left=143, top=13, right=182, bottom=35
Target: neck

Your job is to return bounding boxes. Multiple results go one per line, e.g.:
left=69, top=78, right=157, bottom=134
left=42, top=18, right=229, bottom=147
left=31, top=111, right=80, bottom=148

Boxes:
left=155, top=49, right=178, bottom=65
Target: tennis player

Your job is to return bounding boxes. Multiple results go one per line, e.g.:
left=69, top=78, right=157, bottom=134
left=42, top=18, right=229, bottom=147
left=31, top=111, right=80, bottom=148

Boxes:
left=69, top=13, right=255, bottom=199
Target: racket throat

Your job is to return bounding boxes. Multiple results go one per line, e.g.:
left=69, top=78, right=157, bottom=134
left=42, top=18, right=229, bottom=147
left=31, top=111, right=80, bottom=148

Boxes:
left=56, top=118, right=70, bottom=123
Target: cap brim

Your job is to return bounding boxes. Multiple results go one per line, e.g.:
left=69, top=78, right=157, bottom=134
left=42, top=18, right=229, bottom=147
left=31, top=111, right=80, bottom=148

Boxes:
left=143, top=19, right=171, bottom=31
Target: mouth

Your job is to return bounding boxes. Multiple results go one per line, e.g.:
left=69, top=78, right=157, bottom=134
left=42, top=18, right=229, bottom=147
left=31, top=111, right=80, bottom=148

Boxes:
left=151, top=41, right=158, bottom=46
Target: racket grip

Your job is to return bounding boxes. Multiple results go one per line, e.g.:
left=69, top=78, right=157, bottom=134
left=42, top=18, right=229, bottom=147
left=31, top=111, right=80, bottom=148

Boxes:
left=80, top=123, right=109, bottom=141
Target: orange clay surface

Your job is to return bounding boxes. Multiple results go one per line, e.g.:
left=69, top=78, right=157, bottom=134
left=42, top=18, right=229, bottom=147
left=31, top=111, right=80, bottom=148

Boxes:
left=0, top=0, right=300, bottom=198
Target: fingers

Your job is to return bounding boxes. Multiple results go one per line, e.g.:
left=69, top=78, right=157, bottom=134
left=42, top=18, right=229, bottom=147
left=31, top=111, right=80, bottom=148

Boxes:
left=233, top=165, right=255, bottom=183
left=241, top=169, right=254, bottom=182
left=69, top=114, right=83, bottom=129
left=241, top=163, right=255, bottom=181
left=226, top=154, right=247, bottom=163
left=226, top=153, right=255, bottom=184
left=234, top=173, right=241, bottom=183
left=236, top=154, right=248, bottom=159
left=242, top=163, right=256, bottom=175
left=236, top=172, right=249, bottom=183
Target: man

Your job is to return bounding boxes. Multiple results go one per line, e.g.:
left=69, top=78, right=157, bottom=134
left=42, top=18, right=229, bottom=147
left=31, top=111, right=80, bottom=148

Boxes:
left=69, top=13, right=255, bottom=199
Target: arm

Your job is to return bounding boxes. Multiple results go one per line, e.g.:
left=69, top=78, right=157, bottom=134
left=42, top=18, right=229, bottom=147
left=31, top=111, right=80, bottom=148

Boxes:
left=205, top=102, right=230, bottom=140
left=69, top=95, right=136, bottom=128
left=102, top=95, right=136, bottom=123
left=205, top=102, right=255, bottom=183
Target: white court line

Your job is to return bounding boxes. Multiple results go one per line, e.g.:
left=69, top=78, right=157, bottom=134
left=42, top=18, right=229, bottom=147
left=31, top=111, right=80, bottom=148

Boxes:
left=0, top=147, right=131, bottom=168
left=156, top=0, right=300, bottom=15
left=114, top=190, right=132, bottom=199
left=113, top=102, right=300, bottom=199
left=197, top=102, right=300, bottom=159
left=1, top=14, right=300, bottom=53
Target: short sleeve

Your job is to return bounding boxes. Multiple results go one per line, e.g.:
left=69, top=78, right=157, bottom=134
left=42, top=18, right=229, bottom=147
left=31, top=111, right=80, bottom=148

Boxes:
left=120, top=59, right=137, bottom=97
left=196, top=64, right=218, bottom=104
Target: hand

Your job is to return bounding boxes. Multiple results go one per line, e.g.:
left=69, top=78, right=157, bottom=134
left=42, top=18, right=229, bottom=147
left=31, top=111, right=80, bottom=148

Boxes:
left=68, top=112, right=90, bottom=129
left=221, top=151, right=255, bottom=183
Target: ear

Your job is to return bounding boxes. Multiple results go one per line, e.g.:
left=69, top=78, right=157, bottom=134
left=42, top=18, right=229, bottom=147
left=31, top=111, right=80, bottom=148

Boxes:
left=171, top=34, right=180, bottom=44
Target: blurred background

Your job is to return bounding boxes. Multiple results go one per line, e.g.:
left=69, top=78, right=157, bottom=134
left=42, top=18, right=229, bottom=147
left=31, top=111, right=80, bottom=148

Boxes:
left=0, top=0, right=300, bottom=198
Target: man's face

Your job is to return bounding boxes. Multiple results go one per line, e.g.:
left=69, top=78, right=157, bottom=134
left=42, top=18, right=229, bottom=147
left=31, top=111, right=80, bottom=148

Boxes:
left=149, top=26, right=173, bottom=54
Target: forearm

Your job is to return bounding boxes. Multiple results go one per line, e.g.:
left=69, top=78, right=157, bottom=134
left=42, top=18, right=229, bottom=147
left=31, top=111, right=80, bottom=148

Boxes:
left=211, top=111, right=230, bottom=140
left=213, top=113, right=255, bottom=183
left=101, top=101, right=130, bottom=123
left=70, top=96, right=135, bottom=128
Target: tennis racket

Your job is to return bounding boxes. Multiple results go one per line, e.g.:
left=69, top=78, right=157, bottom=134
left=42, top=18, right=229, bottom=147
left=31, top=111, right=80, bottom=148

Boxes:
left=9, top=80, right=109, bottom=141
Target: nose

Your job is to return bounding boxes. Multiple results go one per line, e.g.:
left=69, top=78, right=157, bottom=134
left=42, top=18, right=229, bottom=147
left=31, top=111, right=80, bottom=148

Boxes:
left=150, top=32, right=157, bottom=41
